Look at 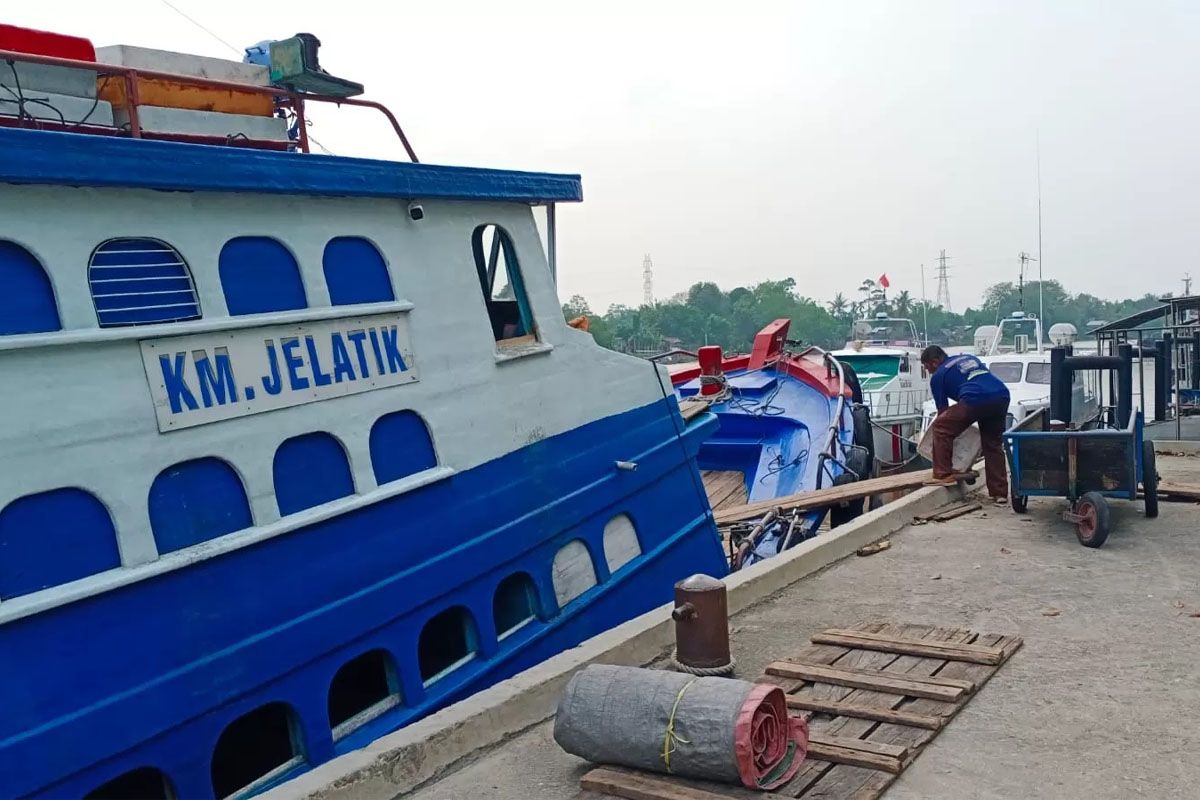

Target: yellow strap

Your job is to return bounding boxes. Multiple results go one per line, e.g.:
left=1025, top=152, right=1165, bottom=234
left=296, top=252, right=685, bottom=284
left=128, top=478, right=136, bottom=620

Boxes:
left=662, top=679, right=698, bottom=772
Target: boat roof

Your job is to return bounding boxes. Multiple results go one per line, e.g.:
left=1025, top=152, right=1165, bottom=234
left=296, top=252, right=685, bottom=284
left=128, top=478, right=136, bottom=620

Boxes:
left=830, top=347, right=911, bottom=358
left=0, top=127, right=583, bottom=203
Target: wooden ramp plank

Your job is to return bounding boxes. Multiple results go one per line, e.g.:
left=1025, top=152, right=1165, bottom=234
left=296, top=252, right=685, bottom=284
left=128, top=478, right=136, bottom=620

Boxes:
left=765, top=661, right=967, bottom=701
left=810, top=630, right=1011, bottom=665
left=580, top=767, right=786, bottom=800
left=713, top=469, right=974, bottom=525
left=679, top=399, right=711, bottom=423
left=785, top=696, right=945, bottom=730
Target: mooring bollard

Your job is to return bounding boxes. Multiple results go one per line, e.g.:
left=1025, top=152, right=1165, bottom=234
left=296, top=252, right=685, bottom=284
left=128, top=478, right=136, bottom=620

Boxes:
left=670, top=574, right=735, bottom=676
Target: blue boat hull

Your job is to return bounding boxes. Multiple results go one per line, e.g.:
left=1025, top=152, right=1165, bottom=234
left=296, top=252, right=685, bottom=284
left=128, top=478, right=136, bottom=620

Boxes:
left=1, top=398, right=726, bottom=799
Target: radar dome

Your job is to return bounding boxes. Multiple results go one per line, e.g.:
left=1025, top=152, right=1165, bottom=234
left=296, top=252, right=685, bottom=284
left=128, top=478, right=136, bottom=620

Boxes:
left=973, top=325, right=999, bottom=352
left=1048, top=323, right=1078, bottom=347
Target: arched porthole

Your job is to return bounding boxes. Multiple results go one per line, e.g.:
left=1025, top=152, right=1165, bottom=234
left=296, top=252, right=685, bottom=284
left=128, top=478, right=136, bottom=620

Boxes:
left=327, top=649, right=401, bottom=738
left=493, top=572, right=539, bottom=639
left=551, top=540, right=597, bottom=607
left=89, top=238, right=200, bottom=327
left=418, top=606, right=478, bottom=685
left=210, top=702, right=304, bottom=799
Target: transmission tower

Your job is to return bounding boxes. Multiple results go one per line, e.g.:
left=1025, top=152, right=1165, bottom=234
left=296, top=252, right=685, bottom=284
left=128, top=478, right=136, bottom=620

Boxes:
left=642, top=254, right=654, bottom=306
left=934, top=250, right=952, bottom=311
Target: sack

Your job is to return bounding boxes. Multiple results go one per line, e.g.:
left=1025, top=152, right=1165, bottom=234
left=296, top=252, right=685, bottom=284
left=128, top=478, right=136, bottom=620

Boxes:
left=917, top=421, right=982, bottom=472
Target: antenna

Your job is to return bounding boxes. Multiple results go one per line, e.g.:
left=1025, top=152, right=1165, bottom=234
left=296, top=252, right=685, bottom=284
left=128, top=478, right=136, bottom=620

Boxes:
left=934, top=250, right=952, bottom=311
left=920, top=263, right=929, bottom=344
left=642, top=254, right=654, bottom=307
left=1018, top=251, right=1037, bottom=313
left=1036, top=132, right=1044, bottom=325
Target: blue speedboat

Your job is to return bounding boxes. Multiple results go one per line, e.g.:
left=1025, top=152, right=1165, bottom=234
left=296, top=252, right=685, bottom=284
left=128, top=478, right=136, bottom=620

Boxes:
left=670, top=320, right=867, bottom=567
left=0, top=27, right=725, bottom=799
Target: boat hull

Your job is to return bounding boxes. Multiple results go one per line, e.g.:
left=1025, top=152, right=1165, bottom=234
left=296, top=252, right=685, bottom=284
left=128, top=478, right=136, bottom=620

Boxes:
left=2, top=397, right=726, bottom=799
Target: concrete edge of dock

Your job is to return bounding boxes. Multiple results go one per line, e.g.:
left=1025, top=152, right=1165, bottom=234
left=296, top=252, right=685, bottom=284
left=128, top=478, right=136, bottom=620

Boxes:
left=1153, top=439, right=1200, bottom=456
left=264, top=482, right=968, bottom=800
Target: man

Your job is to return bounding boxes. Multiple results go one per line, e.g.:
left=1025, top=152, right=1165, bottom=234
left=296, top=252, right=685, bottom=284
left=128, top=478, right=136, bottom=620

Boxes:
left=920, top=345, right=1011, bottom=504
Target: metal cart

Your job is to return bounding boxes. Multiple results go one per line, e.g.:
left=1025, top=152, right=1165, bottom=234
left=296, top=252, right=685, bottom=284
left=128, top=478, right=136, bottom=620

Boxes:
left=1004, top=344, right=1159, bottom=547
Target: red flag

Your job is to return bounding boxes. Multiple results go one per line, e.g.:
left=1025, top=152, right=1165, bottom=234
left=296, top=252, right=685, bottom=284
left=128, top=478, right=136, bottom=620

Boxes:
left=879, top=273, right=890, bottom=289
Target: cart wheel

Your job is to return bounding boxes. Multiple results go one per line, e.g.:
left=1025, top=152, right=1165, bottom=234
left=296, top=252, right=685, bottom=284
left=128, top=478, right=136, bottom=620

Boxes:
left=1011, top=494, right=1028, bottom=513
left=1142, top=441, right=1159, bottom=519
left=1075, top=492, right=1111, bottom=548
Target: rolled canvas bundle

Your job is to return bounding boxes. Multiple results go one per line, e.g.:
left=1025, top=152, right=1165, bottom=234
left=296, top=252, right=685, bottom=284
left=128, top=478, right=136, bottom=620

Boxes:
left=553, top=664, right=808, bottom=790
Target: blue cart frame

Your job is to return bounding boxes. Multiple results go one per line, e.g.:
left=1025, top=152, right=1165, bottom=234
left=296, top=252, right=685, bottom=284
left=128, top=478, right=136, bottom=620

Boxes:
left=1004, top=407, right=1159, bottom=547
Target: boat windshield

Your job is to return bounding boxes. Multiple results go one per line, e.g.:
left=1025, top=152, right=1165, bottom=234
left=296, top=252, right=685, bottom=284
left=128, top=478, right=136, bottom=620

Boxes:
left=1025, top=362, right=1051, bottom=384
left=988, top=362, right=1024, bottom=384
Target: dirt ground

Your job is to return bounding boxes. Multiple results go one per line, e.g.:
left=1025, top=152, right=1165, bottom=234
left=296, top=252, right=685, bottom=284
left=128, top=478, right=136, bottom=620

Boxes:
left=410, top=454, right=1200, bottom=800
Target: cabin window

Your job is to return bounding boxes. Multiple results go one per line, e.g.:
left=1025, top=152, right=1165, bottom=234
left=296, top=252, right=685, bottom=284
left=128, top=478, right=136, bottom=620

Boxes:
left=273, top=432, right=355, bottom=516
left=418, top=606, right=478, bottom=685
left=84, top=767, right=174, bottom=800
left=602, top=514, right=641, bottom=573
left=551, top=540, right=598, bottom=607
left=990, top=361, right=1025, bottom=384
left=149, top=458, right=253, bottom=555
left=493, top=572, right=539, bottom=639
left=324, top=237, right=395, bottom=306
left=899, top=355, right=911, bottom=373
left=0, top=240, right=61, bottom=334
left=88, top=238, right=200, bottom=327
left=328, top=649, right=400, bottom=737
left=369, top=410, right=437, bottom=485
left=0, top=488, right=121, bottom=600
left=219, top=237, right=307, bottom=316
left=1027, top=362, right=1052, bottom=385
left=210, top=703, right=304, bottom=799
left=470, top=224, right=535, bottom=343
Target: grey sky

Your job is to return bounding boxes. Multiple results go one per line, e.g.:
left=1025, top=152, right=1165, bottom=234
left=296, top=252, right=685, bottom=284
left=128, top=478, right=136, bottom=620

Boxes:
left=13, top=1, right=1198, bottom=311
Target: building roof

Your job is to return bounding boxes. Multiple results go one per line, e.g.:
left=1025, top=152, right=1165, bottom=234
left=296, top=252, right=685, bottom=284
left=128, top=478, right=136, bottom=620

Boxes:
left=0, top=127, right=584, bottom=203
left=1088, top=305, right=1167, bottom=335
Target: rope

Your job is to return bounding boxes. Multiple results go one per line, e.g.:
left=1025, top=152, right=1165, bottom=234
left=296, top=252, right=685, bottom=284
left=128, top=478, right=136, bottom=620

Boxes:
left=670, top=649, right=736, bottom=677
left=661, top=678, right=698, bottom=772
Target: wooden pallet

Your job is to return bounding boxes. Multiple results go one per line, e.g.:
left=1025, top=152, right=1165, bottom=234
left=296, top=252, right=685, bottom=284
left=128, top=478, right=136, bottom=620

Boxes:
left=577, top=622, right=1022, bottom=800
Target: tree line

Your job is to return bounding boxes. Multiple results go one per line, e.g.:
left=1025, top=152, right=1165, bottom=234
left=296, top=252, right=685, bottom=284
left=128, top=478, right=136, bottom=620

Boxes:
left=561, top=277, right=1161, bottom=354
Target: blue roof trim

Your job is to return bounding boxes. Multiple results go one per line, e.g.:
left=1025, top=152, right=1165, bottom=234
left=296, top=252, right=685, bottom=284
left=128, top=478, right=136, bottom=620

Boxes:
left=0, top=128, right=583, bottom=203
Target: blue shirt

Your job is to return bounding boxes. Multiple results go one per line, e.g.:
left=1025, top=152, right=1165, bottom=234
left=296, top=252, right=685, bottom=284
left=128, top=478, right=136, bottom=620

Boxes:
left=931, top=354, right=1011, bottom=410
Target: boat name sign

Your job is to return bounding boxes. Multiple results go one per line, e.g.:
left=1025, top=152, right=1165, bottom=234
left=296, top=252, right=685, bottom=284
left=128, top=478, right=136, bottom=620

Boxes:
left=139, top=313, right=418, bottom=431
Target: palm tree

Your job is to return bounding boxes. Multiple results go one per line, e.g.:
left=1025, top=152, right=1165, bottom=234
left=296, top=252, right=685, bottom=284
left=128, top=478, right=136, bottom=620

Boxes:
left=828, top=292, right=849, bottom=320
left=893, top=290, right=913, bottom=317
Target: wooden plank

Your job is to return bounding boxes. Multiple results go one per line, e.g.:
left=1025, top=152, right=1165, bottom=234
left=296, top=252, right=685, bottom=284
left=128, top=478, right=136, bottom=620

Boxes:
left=1157, top=481, right=1200, bottom=500
left=579, top=767, right=785, bottom=800
left=785, top=696, right=945, bottom=730
left=805, top=740, right=903, bottom=775
left=817, top=629, right=1007, bottom=657
left=713, top=469, right=975, bottom=524
left=808, top=734, right=909, bottom=760
left=765, top=662, right=965, bottom=701
left=811, top=630, right=1006, bottom=665
left=769, top=660, right=977, bottom=693
left=792, top=625, right=973, bottom=799
left=930, top=502, right=982, bottom=521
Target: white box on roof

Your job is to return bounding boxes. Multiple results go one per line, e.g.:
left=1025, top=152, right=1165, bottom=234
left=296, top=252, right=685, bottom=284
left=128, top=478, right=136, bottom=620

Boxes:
left=2, top=62, right=98, bottom=98
left=95, top=44, right=270, bottom=86
left=113, top=105, right=287, bottom=141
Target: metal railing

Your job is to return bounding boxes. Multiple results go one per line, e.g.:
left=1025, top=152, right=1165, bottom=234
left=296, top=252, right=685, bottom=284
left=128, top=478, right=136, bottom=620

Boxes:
left=0, top=48, right=418, bottom=160
left=861, top=385, right=929, bottom=421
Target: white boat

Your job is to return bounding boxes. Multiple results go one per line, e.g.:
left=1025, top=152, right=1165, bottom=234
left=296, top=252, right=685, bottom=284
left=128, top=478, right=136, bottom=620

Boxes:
left=919, top=312, right=1099, bottom=434
left=830, top=313, right=930, bottom=465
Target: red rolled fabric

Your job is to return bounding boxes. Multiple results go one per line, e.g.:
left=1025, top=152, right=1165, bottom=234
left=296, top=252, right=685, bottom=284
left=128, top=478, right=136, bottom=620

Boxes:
left=734, top=683, right=809, bottom=789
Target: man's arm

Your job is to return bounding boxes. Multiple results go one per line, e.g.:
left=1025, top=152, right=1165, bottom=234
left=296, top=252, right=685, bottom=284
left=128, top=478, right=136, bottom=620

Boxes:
left=931, top=369, right=948, bottom=412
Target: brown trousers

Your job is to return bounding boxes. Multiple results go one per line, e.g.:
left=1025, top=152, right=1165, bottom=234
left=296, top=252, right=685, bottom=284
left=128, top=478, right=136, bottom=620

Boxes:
left=931, top=399, right=1009, bottom=498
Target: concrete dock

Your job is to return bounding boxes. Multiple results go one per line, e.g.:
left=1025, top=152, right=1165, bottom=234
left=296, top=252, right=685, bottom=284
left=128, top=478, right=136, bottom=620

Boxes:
left=404, top=450, right=1200, bottom=800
